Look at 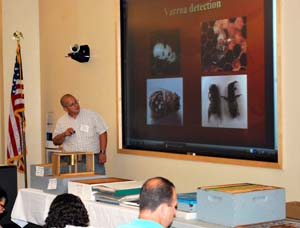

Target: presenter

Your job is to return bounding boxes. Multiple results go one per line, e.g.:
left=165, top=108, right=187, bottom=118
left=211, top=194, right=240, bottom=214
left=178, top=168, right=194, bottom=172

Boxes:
left=52, top=94, right=108, bottom=174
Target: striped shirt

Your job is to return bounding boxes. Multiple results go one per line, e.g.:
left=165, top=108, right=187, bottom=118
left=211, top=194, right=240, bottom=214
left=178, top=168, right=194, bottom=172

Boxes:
left=53, top=109, right=108, bottom=153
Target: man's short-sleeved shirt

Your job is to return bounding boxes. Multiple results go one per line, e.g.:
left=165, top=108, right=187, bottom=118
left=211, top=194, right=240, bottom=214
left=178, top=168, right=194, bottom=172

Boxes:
left=116, top=219, right=164, bottom=228
left=53, top=109, right=108, bottom=153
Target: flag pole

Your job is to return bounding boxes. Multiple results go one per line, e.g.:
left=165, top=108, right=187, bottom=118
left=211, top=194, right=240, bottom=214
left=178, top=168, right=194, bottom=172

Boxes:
left=13, top=31, right=28, bottom=188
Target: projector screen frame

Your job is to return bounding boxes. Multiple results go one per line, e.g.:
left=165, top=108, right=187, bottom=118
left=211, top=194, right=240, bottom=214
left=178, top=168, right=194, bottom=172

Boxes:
left=116, top=0, right=282, bottom=169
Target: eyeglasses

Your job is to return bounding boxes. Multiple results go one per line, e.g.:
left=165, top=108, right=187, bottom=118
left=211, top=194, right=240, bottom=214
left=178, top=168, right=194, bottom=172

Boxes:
left=66, top=99, right=79, bottom=108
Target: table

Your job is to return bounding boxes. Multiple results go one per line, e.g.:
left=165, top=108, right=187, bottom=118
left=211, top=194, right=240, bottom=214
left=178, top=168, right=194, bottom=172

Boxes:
left=11, top=188, right=225, bottom=228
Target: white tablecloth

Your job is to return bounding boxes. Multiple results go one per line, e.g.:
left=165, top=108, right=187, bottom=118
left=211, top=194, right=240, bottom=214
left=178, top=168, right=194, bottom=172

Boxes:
left=11, top=188, right=138, bottom=228
left=11, top=188, right=225, bottom=228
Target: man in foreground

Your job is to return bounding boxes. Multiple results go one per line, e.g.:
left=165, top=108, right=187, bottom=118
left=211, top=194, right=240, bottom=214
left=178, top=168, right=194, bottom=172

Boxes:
left=117, top=176, right=177, bottom=228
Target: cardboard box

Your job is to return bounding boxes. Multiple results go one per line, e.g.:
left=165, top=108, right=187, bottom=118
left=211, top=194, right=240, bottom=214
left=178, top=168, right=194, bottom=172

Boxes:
left=286, top=201, right=300, bottom=219
left=197, top=183, right=286, bottom=227
left=68, top=177, right=131, bottom=200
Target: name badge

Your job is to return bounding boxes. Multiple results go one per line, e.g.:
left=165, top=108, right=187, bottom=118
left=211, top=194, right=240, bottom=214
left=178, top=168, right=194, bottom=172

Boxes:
left=80, top=124, right=89, bottom=132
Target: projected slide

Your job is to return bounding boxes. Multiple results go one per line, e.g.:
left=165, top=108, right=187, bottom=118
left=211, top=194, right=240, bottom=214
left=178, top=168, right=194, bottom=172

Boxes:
left=201, top=74, right=248, bottom=129
left=120, top=0, right=278, bottom=163
left=147, top=77, right=183, bottom=126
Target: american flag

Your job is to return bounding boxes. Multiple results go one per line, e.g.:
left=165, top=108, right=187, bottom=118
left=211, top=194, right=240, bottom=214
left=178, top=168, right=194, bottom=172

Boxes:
left=7, top=43, right=26, bottom=172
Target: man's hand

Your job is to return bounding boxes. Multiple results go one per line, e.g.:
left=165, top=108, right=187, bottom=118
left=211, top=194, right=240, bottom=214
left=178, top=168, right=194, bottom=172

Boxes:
left=64, top=128, right=76, bottom=136
left=53, top=128, right=75, bottom=145
left=99, top=153, right=107, bottom=164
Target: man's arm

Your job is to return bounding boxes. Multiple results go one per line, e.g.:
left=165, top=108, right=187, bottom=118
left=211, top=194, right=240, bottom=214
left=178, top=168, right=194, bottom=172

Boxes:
left=99, top=131, right=108, bottom=163
left=52, top=128, right=75, bottom=145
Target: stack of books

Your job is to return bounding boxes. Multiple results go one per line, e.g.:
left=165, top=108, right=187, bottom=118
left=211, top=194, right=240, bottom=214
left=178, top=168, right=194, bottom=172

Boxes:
left=93, top=180, right=143, bottom=205
left=68, top=177, right=132, bottom=201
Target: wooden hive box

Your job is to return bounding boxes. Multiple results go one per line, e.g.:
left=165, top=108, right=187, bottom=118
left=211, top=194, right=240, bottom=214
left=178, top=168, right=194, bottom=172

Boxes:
left=51, top=152, right=94, bottom=177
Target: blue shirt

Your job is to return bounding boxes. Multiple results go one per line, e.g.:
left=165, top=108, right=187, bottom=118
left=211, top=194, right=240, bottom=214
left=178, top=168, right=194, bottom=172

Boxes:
left=117, top=219, right=164, bottom=228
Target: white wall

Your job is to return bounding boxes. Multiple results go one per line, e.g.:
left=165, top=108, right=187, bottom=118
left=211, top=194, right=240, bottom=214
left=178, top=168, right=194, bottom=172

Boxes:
left=279, top=0, right=300, bottom=199
left=0, top=0, right=3, bottom=162
left=2, top=0, right=41, bottom=188
left=2, top=0, right=300, bottom=201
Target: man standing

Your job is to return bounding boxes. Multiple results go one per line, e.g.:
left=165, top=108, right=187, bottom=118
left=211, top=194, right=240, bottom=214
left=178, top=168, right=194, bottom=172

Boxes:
left=117, top=177, right=177, bottom=228
left=52, top=94, right=108, bottom=174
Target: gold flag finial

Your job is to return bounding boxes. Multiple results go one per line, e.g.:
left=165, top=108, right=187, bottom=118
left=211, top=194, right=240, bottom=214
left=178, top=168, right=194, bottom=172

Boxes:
left=13, top=31, right=24, bottom=42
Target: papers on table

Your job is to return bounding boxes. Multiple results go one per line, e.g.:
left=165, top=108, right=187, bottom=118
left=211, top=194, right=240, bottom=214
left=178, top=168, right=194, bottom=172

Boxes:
left=92, top=180, right=143, bottom=197
left=93, top=180, right=143, bottom=205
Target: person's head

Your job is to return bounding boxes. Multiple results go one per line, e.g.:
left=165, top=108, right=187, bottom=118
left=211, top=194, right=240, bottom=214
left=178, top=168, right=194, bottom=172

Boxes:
left=60, top=94, right=80, bottom=117
left=139, top=177, right=177, bottom=228
left=44, top=193, right=89, bottom=228
left=0, top=186, right=7, bottom=216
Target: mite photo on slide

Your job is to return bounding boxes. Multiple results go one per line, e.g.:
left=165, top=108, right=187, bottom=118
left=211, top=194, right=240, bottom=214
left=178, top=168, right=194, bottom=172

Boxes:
left=201, top=17, right=247, bottom=72
left=201, top=74, right=247, bottom=128
left=151, top=30, right=180, bottom=75
left=147, top=77, right=183, bottom=126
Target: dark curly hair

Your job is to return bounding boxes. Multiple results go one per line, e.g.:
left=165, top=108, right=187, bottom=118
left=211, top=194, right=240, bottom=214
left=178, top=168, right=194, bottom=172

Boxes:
left=44, top=193, right=89, bottom=228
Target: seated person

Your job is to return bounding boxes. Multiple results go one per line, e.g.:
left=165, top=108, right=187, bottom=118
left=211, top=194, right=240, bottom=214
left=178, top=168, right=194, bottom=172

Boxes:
left=44, top=193, right=89, bottom=228
left=0, top=187, right=20, bottom=228
left=0, top=187, right=7, bottom=220
left=117, top=177, right=177, bottom=228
